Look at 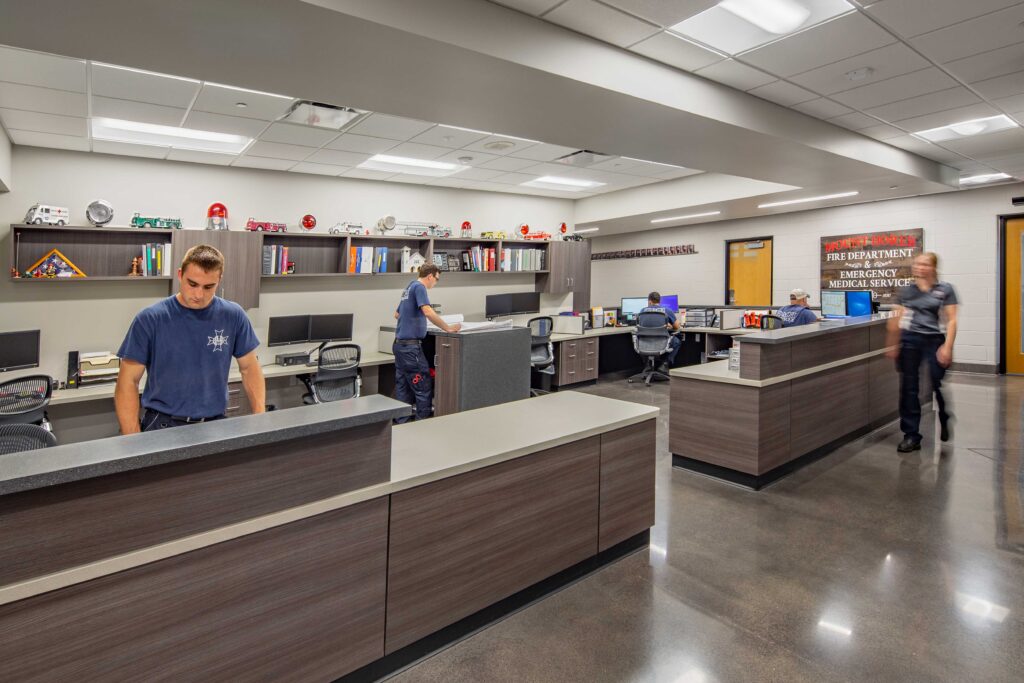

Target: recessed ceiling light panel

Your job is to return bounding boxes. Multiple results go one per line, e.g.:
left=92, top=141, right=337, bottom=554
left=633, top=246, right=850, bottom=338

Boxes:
left=959, top=172, right=1011, bottom=185
left=90, top=117, right=252, bottom=154
left=758, top=191, right=858, bottom=208
left=521, top=176, right=605, bottom=191
left=719, top=0, right=810, bottom=34
left=358, top=154, right=469, bottom=177
left=651, top=211, right=721, bottom=223
left=913, top=115, right=1018, bottom=143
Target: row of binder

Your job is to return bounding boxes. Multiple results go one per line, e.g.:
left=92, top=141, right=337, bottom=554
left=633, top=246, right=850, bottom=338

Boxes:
left=139, top=243, right=171, bottom=277
left=348, top=246, right=389, bottom=273
left=262, top=245, right=289, bottom=275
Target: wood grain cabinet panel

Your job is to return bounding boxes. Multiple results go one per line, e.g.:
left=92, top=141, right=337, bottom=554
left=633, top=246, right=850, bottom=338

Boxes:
left=790, top=328, right=869, bottom=372
left=790, top=363, right=868, bottom=457
left=385, top=437, right=601, bottom=652
left=556, top=340, right=583, bottom=385
left=0, top=500, right=390, bottom=683
left=433, top=335, right=461, bottom=416
left=739, top=342, right=791, bottom=380
left=868, top=354, right=899, bottom=422
left=0, top=422, right=390, bottom=585
left=599, top=420, right=656, bottom=551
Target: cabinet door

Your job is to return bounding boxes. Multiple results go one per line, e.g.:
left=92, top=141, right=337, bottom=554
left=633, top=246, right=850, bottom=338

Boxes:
left=542, top=242, right=571, bottom=294
left=171, top=230, right=261, bottom=309
left=433, top=335, right=461, bottom=416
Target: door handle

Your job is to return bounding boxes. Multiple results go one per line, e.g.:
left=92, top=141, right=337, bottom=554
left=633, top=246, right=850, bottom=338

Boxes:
left=441, top=343, right=451, bottom=348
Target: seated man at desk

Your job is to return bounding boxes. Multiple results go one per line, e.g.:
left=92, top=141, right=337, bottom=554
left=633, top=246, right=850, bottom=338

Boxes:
left=641, top=291, right=681, bottom=373
left=776, top=288, right=818, bottom=327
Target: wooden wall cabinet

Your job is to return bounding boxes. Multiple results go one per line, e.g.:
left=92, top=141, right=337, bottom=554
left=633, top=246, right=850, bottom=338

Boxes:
left=539, top=241, right=591, bottom=311
left=432, top=334, right=462, bottom=417
left=173, top=230, right=262, bottom=309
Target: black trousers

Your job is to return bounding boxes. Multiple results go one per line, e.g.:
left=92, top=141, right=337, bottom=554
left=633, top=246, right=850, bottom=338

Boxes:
left=393, top=340, right=433, bottom=422
left=141, top=408, right=225, bottom=432
left=897, top=332, right=949, bottom=443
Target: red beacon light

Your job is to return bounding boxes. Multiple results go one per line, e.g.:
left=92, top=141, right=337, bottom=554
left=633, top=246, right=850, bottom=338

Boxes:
left=301, top=214, right=317, bottom=230
left=206, top=202, right=229, bottom=231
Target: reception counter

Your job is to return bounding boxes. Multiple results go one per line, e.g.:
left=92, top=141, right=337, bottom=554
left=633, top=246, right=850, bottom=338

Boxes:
left=670, top=315, right=899, bottom=489
left=0, top=392, right=657, bottom=681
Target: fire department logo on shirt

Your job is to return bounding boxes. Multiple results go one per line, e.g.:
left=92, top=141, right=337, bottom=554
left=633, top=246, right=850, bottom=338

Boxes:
left=208, top=329, right=229, bottom=352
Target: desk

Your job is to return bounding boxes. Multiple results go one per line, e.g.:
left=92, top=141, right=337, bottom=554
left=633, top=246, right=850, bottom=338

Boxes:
left=669, top=315, right=898, bottom=489
left=0, top=392, right=657, bottom=682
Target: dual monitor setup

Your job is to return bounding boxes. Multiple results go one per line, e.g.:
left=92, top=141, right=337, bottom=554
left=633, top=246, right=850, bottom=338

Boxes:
left=821, top=290, right=873, bottom=318
left=268, top=314, right=354, bottom=365
left=620, top=295, right=679, bottom=323
left=0, top=330, right=40, bottom=373
left=485, top=292, right=541, bottom=319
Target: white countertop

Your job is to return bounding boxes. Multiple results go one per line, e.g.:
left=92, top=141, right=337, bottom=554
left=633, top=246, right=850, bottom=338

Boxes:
left=551, top=326, right=634, bottom=342
left=670, top=347, right=893, bottom=387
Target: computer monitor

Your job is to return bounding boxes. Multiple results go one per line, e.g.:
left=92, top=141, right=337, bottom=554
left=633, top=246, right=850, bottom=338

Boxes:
left=268, top=315, right=310, bottom=346
left=660, top=294, right=678, bottom=312
left=485, top=294, right=512, bottom=318
left=620, top=297, right=648, bottom=318
left=0, top=330, right=40, bottom=372
left=309, top=314, right=353, bottom=342
left=845, top=290, right=872, bottom=317
left=508, top=292, right=540, bottom=315
left=821, top=290, right=847, bottom=318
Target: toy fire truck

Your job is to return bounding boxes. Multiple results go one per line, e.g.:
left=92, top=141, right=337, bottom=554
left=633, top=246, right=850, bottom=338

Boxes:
left=519, top=223, right=551, bottom=241
left=130, top=213, right=182, bottom=229
left=245, top=217, right=287, bottom=233
left=329, top=222, right=369, bottom=235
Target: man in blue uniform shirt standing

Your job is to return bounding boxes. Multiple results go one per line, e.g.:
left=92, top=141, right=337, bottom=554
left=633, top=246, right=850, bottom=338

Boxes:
left=640, top=291, right=681, bottom=373
left=115, top=244, right=266, bottom=433
left=393, top=264, right=461, bottom=422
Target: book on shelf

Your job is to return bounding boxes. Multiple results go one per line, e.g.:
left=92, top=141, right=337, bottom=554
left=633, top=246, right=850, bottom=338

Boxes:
left=373, top=246, right=388, bottom=273
left=348, top=246, right=357, bottom=273
left=140, top=242, right=172, bottom=277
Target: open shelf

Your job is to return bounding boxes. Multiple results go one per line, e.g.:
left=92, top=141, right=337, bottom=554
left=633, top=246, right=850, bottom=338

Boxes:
left=11, top=223, right=175, bottom=281
left=12, top=275, right=173, bottom=282
left=261, top=233, right=345, bottom=276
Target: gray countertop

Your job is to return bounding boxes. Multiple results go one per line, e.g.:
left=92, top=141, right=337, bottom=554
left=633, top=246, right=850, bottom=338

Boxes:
left=739, top=314, right=892, bottom=344
left=0, top=395, right=411, bottom=496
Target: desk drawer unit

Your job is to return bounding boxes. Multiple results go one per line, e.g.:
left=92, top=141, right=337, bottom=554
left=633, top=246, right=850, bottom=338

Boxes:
left=226, top=381, right=252, bottom=417
left=555, top=339, right=598, bottom=386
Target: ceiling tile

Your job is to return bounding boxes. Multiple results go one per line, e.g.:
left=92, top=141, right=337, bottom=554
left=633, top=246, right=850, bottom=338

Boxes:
left=289, top=161, right=349, bottom=176
left=341, top=168, right=396, bottom=181
left=345, top=113, right=434, bottom=141
left=544, top=0, right=660, bottom=47
left=182, top=110, right=270, bottom=138
left=509, top=142, right=578, bottom=161
left=972, top=70, right=1024, bottom=101
left=597, top=0, right=718, bottom=26
left=863, top=0, right=1021, bottom=38
left=489, top=0, right=563, bottom=16
left=326, top=133, right=399, bottom=154
left=739, top=12, right=896, bottom=78
left=166, top=149, right=236, bottom=165
left=585, top=157, right=648, bottom=173
left=994, top=93, right=1024, bottom=115
left=92, top=140, right=168, bottom=159
left=0, top=81, right=87, bottom=116
left=630, top=31, right=723, bottom=71
left=408, top=124, right=490, bottom=148
left=306, top=148, right=373, bottom=166
left=192, top=83, right=295, bottom=121
left=232, top=156, right=297, bottom=171
left=788, top=42, right=929, bottom=95
left=830, top=67, right=957, bottom=109
left=893, top=103, right=1001, bottom=134
left=92, top=96, right=186, bottom=127
left=938, top=127, right=1024, bottom=157
left=943, top=42, right=1024, bottom=85
left=0, top=108, right=86, bottom=137
left=827, top=111, right=880, bottom=130
left=909, top=3, right=1024, bottom=64
left=90, top=64, right=199, bottom=108
left=259, top=122, right=339, bottom=147
left=387, top=173, right=434, bottom=185
left=792, top=98, right=853, bottom=119
left=489, top=171, right=538, bottom=185
left=385, top=141, right=452, bottom=159
left=747, top=80, right=818, bottom=106
left=864, top=86, right=981, bottom=123
left=694, top=59, right=775, bottom=90
left=857, top=123, right=906, bottom=140
left=461, top=134, right=540, bottom=156
left=457, top=167, right=508, bottom=181
left=0, top=46, right=85, bottom=92
left=5, top=129, right=89, bottom=151
left=245, top=140, right=314, bottom=161
left=434, top=149, right=500, bottom=165
left=477, top=156, right=540, bottom=172
left=883, top=135, right=967, bottom=163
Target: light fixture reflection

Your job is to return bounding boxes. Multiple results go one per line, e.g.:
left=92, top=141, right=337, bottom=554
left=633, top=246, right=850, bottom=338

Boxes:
left=817, top=619, right=853, bottom=637
left=955, top=592, right=1009, bottom=623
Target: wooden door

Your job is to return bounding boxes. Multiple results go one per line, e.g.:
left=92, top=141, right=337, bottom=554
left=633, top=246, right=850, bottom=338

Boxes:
left=433, top=335, right=461, bottom=416
left=1005, top=218, right=1024, bottom=374
left=727, top=238, right=772, bottom=306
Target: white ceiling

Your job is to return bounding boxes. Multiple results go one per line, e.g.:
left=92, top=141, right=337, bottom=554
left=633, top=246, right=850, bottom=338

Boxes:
left=493, top=0, right=1024, bottom=182
left=0, top=44, right=701, bottom=200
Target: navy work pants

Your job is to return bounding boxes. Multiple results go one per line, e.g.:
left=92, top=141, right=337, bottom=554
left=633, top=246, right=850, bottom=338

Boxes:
left=898, top=332, right=949, bottom=443
left=665, top=335, right=681, bottom=365
left=393, top=340, right=433, bottom=422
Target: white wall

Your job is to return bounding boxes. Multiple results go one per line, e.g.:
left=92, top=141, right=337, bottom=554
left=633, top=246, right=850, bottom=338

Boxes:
left=0, top=146, right=573, bottom=379
left=0, top=125, right=11, bottom=192
left=590, top=183, right=1024, bottom=368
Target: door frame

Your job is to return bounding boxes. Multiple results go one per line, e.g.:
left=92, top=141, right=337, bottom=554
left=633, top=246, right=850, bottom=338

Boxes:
left=724, top=236, right=774, bottom=306
left=997, top=212, right=1024, bottom=374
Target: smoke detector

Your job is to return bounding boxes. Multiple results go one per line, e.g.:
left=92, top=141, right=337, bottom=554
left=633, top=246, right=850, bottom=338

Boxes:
left=484, top=140, right=516, bottom=151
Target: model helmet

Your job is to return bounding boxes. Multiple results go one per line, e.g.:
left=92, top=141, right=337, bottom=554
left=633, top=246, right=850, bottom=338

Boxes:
left=206, top=202, right=229, bottom=230
left=519, top=223, right=529, bottom=235
left=301, top=214, right=317, bottom=229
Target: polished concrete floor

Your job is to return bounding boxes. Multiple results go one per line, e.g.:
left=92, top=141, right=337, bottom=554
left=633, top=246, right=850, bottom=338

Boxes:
left=391, top=373, right=1024, bottom=682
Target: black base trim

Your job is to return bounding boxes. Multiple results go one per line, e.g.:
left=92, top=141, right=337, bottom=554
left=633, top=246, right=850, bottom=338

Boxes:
left=672, top=414, right=898, bottom=490
left=335, top=530, right=650, bottom=682
left=949, top=362, right=999, bottom=375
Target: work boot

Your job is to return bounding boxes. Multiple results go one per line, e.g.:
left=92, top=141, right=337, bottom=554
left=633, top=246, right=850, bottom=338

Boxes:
left=939, top=415, right=953, bottom=442
left=897, top=437, right=921, bottom=453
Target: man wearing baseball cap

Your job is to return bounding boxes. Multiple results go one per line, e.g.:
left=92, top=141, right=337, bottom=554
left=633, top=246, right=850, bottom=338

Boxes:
left=776, top=289, right=818, bottom=327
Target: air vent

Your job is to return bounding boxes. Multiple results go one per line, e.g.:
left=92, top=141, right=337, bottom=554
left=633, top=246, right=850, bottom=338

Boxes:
left=553, top=150, right=613, bottom=167
left=279, top=101, right=368, bottom=130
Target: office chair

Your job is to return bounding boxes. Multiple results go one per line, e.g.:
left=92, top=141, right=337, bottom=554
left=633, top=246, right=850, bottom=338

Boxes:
left=628, top=311, right=672, bottom=386
left=527, top=316, right=555, bottom=396
left=0, top=423, right=58, bottom=456
left=0, top=374, right=54, bottom=432
left=301, top=344, right=361, bottom=404
left=760, top=314, right=784, bottom=330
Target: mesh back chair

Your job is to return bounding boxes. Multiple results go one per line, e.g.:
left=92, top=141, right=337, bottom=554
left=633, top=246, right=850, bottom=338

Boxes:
left=628, top=312, right=672, bottom=386
left=760, top=314, right=784, bottom=330
left=527, top=316, right=555, bottom=396
left=0, top=423, right=57, bottom=456
left=0, top=374, right=53, bottom=429
left=302, top=344, right=361, bottom=404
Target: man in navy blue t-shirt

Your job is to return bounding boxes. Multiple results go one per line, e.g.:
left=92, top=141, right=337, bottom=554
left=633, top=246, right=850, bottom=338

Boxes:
left=640, top=291, right=681, bottom=373
left=115, top=244, right=265, bottom=433
left=393, top=264, right=461, bottom=422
